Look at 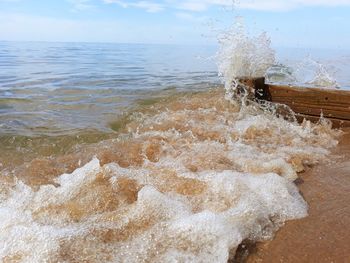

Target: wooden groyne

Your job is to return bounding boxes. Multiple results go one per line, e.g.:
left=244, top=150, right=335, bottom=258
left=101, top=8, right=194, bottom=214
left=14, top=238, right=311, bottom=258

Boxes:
left=241, top=77, right=350, bottom=128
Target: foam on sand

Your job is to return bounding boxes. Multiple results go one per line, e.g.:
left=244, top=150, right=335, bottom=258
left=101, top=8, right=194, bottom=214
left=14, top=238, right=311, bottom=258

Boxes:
left=0, top=89, right=339, bottom=262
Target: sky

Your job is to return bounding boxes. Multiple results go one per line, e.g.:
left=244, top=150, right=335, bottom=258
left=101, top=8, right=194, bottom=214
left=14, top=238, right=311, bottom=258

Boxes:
left=0, top=0, right=349, bottom=49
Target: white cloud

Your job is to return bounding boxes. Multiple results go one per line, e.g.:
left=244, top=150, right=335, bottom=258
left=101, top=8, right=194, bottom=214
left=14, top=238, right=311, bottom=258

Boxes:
left=0, top=13, right=203, bottom=44
left=2, top=0, right=350, bottom=12
left=132, top=1, right=164, bottom=12
left=175, top=12, right=207, bottom=22
left=0, top=13, right=98, bottom=41
left=235, top=0, right=350, bottom=11
left=103, top=0, right=164, bottom=12
left=67, top=0, right=95, bottom=11
left=102, top=0, right=350, bottom=12
left=173, top=0, right=350, bottom=12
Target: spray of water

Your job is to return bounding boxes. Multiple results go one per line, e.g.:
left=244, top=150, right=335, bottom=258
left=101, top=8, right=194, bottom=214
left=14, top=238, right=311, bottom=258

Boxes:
left=216, top=18, right=276, bottom=102
left=294, top=57, right=339, bottom=88
left=266, top=56, right=339, bottom=88
left=0, top=14, right=342, bottom=263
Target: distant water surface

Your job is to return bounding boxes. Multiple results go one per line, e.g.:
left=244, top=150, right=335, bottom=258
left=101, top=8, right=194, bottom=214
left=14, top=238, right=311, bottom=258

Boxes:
left=0, top=41, right=349, bottom=138
left=0, top=41, right=218, bottom=136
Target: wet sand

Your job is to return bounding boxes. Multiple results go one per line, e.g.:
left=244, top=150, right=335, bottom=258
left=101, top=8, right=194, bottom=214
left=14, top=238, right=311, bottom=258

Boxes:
left=246, top=128, right=350, bottom=263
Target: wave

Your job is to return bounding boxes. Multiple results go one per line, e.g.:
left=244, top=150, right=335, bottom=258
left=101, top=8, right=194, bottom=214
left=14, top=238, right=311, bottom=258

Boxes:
left=0, top=18, right=345, bottom=263
left=0, top=88, right=339, bottom=262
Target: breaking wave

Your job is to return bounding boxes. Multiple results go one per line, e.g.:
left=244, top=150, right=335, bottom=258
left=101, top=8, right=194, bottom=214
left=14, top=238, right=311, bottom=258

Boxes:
left=0, top=88, right=339, bottom=262
left=0, top=19, right=342, bottom=263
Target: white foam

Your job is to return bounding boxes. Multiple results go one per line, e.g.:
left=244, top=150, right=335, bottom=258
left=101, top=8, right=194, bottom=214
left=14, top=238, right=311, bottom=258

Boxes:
left=217, top=19, right=275, bottom=99
left=0, top=154, right=312, bottom=262
left=0, top=71, right=339, bottom=263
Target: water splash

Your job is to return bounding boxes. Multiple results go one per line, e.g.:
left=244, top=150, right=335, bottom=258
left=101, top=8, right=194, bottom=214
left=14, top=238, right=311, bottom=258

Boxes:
left=266, top=56, right=339, bottom=89
left=0, top=17, right=343, bottom=263
left=216, top=20, right=340, bottom=92
left=0, top=89, right=339, bottom=262
left=294, top=57, right=339, bottom=88
left=216, top=18, right=275, bottom=101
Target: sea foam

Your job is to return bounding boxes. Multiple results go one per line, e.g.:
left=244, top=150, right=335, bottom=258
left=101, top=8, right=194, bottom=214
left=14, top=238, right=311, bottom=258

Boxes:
left=0, top=88, right=338, bottom=262
left=0, top=20, right=341, bottom=262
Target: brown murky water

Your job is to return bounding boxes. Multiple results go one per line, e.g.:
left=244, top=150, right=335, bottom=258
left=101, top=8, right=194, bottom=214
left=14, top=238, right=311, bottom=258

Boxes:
left=0, top=88, right=344, bottom=262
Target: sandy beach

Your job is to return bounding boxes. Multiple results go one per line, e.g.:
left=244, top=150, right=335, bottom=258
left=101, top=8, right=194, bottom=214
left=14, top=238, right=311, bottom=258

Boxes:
left=246, top=128, right=350, bottom=263
left=1, top=88, right=346, bottom=262
left=1, top=1, right=350, bottom=261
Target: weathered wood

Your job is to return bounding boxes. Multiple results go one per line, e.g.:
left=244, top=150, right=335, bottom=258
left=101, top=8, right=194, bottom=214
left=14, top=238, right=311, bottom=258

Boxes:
left=295, top=114, right=350, bottom=128
left=238, top=77, right=271, bottom=101
left=243, top=78, right=350, bottom=128
left=267, top=84, right=350, bottom=121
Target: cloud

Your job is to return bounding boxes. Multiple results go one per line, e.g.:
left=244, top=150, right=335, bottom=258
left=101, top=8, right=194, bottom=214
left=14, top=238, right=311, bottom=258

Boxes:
left=0, top=12, right=202, bottom=44
left=174, top=0, right=350, bottom=12
left=102, top=0, right=350, bottom=12
left=6, top=0, right=348, bottom=13
left=103, top=0, right=164, bottom=12
left=175, top=12, right=207, bottom=22
left=235, top=0, right=350, bottom=11
left=2, top=0, right=350, bottom=13
left=0, top=13, right=97, bottom=41
left=67, top=0, right=95, bottom=11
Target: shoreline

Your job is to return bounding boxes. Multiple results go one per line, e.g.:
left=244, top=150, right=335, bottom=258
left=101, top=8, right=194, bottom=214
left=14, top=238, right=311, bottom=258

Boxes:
left=246, top=128, right=350, bottom=262
left=0, top=88, right=346, bottom=262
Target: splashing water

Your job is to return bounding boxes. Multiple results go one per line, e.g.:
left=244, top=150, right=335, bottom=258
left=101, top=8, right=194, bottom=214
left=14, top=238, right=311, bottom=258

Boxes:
left=0, top=88, right=340, bottom=262
left=266, top=56, right=339, bottom=89
left=293, top=57, right=339, bottom=88
left=217, top=19, right=276, bottom=101
left=217, top=20, right=339, bottom=92
left=0, top=18, right=342, bottom=263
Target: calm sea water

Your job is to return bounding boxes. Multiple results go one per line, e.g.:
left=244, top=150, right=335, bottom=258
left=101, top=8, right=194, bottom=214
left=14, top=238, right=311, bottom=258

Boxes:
left=0, top=41, right=349, bottom=137
left=0, top=41, right=218, bottom=136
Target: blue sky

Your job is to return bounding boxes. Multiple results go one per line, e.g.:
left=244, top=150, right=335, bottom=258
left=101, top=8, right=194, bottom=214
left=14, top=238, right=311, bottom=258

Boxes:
left=0, top=0, right=349, bottom=49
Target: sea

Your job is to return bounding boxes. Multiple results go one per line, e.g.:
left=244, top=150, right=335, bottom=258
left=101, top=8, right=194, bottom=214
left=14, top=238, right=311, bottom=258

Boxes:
left=0, top=39, right=348, bottom=262
left=1, top=41, right=349, bottom=137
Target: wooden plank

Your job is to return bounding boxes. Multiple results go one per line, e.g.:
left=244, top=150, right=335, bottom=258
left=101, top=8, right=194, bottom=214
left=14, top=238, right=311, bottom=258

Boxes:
left=266, top=84, right=350, bottom=121
left=295, top=114, right=350, bottom=128
left=238, top=77, right=271, bottom=101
